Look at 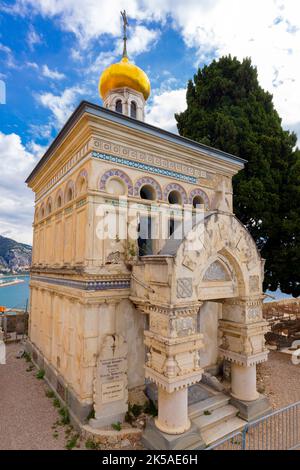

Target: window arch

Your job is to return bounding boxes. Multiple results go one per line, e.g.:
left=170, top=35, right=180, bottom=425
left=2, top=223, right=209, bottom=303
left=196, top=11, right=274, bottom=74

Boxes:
left=189, top=189, right=209, bottom=210
left=134, top=177, right=162, bottom=200
left=99, top=169, right=133, bottom=196
left=65, top=181, right=74, bottom=204
left=39, top=204, right=45, bottom=220
left=116, top=99, right=123, bottom=114
left=130, top=101, right=137, bottom=119
left=46, top=198, right=52, bottom=215
left=55, top=190, right=63, bottom=209
left=140, top=185, right=156, bottom=200
left=163, top=183, right=188, bottom=205
left=76, top=169, right=88, bottom=196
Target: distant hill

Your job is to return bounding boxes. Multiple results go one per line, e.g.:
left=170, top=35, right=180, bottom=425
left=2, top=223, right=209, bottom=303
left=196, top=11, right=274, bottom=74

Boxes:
left=0, top=235, right=32, bottom=273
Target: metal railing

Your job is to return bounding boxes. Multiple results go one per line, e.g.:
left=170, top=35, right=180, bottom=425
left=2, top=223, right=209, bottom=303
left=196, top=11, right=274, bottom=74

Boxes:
left=206, top=401, right=300, bottom=450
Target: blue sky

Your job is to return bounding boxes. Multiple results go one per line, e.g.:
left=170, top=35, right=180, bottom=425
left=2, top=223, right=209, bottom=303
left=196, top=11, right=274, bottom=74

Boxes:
left=0, top=0, right=299, bottom=244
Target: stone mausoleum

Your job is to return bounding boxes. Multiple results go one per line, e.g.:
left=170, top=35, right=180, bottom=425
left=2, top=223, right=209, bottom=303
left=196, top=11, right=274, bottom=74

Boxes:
left=26, top=15, right=270, bottom=449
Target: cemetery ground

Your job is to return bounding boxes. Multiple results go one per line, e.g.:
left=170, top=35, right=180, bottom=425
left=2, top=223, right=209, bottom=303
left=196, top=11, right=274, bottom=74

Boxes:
left=1, top=343, right=300, bottom=450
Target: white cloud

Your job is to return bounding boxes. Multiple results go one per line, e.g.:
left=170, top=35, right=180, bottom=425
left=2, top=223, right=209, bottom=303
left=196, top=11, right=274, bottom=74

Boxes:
left=36, top=86, right=86, bottom=128
left=146, top=0, right=300, bottom=141
left=146, top=88, right=186, bottom=133
left=0, top=42, right=17, bottom=68
left=27, top=25, right=42, bottom=50
left=26, top=61, right=39, bottom=70
left=14, top=0, right=300, bottom=142
left=42, top=64, right=66, bottom=80
left=0, top=132, right=38, bottom=244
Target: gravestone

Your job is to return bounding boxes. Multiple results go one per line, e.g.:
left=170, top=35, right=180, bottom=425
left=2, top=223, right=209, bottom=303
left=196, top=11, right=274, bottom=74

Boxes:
left=91, top=334, right=128, bottom=428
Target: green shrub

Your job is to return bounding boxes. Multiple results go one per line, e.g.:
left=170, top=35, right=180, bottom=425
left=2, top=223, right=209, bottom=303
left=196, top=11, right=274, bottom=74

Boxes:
left=111, top=421, right=122, bottom=431
left=36, top=369, right=45, bottom=380
left=45, top=389, right=55, bottom=398
left=24, top=352, right=32, bottom=363
left=85, top=438, right=100, bottom=450
left=59, top=406, right=70, bottom=425
left=66, top=433, right=79, bottom=450
left=53, top=397, right=61, bottom=408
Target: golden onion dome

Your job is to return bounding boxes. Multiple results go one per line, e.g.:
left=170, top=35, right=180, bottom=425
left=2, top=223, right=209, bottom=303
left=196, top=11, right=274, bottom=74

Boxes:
left=99, top=56, right=151, bottom=101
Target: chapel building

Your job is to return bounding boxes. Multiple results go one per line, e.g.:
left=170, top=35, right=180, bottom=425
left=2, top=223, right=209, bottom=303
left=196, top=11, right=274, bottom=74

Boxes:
left=26, top=17, right=270, bottom=448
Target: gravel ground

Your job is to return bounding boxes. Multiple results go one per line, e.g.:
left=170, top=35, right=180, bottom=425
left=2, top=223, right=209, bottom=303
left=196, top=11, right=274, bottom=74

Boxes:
left=257, top=350, right=300, bottom=409
left=1, top=343, right=299, bottom=450
left=0, top=342, right=78, bottom=450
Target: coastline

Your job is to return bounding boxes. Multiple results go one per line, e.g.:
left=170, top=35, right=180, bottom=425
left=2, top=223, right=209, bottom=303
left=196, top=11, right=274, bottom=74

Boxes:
left=0, top=273, right=29, bottom=278
left=0, top=279, right=25, bottom=288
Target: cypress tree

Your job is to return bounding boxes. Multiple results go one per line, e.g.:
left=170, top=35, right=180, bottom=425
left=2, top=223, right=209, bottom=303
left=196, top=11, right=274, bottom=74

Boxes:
left=176, top=56, right=300, bottom=296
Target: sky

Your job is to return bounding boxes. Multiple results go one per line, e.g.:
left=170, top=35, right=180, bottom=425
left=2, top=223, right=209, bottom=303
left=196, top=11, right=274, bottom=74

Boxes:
left=0, top=0, right=299, bottom=245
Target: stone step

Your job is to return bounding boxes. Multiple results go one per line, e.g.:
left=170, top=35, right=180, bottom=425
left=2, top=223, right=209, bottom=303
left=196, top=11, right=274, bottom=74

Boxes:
left=188, top=393, right=230, bottom=420
left=201, top=416, right=245, bottom=446
left=193, top=404, right=238, bottom=432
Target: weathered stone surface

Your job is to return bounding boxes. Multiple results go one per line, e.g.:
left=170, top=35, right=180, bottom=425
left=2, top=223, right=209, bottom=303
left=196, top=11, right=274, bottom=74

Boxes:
left=201, top=372, right=225, bottom=392
left=230, top=394, right=272, bottom=421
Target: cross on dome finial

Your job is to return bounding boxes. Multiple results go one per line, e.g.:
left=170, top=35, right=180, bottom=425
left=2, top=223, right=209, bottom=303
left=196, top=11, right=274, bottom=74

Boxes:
left=120, top=10, right=129, bottom=59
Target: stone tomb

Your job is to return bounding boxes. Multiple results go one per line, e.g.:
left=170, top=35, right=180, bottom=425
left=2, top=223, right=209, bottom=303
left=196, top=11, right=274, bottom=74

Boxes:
left=91, top=334, right=128, bottom=428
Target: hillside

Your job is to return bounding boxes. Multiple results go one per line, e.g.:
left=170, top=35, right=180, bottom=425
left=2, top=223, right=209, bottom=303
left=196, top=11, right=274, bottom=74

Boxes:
left=0, top=235, right=32, bottom=273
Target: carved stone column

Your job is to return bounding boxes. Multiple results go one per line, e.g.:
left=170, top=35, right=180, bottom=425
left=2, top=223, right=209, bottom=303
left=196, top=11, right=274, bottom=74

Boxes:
left=219, top=297, right=271, bottom=419
left=140, top=302, right=204, bottom=435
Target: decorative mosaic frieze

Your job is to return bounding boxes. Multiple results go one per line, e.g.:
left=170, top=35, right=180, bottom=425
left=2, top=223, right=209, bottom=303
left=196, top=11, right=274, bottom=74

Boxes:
left=133, top=177, right=162, bottom=200
left=92, top=151, right=197, bottom=184
left=163, top=183, right=188, bottom=204
left=93, top=138, right=216, bottom=183
left=31, top=275, right=130, bottom=291
left=99, top=168, right=134, bottom=195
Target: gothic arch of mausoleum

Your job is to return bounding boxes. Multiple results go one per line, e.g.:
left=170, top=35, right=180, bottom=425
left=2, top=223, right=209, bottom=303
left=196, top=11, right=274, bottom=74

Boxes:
left=130, top=211, right=269, bottom=435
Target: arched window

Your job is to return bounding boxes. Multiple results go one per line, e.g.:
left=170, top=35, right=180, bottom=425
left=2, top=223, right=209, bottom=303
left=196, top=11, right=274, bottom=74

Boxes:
left=46, top=201, right=52, bottom=215
left=168, top=190, right=182, bottom=205
left=192, top=195, right=204, bottom=209
left=57, top=195, right=62, bottom=209
left=66, top=187, right=73, bottom=203
left=116, top=100, right=123, bottom=114
left=140, top=184, right=156, bottom=201
left=130, top=101, right=137, bottom=119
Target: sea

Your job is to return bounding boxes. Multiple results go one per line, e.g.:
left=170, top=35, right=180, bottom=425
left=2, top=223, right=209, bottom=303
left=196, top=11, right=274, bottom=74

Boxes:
left=0, top=275, right=30, bottom=309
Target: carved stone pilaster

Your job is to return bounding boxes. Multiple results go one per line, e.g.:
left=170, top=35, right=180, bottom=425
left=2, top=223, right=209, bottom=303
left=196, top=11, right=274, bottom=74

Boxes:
left=136, top=301, right=204, bottom=393
left=219, top=298, right=269, bottom=367
left=221, top=297, right=265, bottom=324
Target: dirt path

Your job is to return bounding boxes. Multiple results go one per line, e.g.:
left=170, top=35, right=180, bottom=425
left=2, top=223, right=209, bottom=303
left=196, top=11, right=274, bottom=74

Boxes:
left=0, top=342, right=71, bottom=450
left=1, top=343, right=299, bottom=450
left=257, top=350, right=300, bottom=409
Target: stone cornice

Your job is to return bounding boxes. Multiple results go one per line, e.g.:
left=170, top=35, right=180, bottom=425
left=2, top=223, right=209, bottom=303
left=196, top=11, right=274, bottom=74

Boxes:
left=26, top=101, right=245, bottom=188
left=219, top=349, right=269, bottom=367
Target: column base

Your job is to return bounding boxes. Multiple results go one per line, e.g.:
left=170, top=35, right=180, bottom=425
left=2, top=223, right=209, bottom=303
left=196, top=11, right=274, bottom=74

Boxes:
left=154, top=417, right=191, bottom=435
left=142, top=419, right=205, bottom=450
left=230, top=394, right=272, bottom=422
